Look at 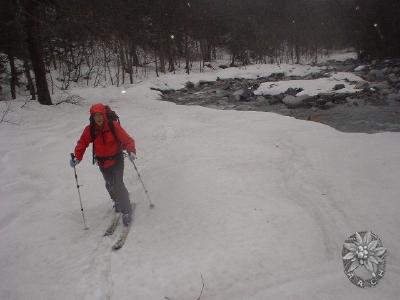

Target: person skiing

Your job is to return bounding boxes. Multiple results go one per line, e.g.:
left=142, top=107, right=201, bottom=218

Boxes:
left=70, top=103, right=136, bottom=228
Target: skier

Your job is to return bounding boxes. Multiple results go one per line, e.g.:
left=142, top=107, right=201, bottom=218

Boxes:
left=70, top=103, right=136, bottom=228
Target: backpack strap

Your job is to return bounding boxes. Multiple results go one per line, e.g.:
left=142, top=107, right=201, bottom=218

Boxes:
left=105, top=105, right=121, bottom=148
left=108, top=119, right=122, bottom=149
left=89, top=115, right=96, bottom=164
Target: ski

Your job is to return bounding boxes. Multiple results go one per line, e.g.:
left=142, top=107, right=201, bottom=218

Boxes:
left=112, top=203, right=136, bottom=251
left=112, top=225, right=131, bottom=250
left=104, top=212, right=121, bottom=236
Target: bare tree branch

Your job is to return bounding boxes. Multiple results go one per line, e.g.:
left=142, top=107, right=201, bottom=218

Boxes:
left=0, top=100, right=11, bottom=123
left=20, top=95, right=33, bottom=108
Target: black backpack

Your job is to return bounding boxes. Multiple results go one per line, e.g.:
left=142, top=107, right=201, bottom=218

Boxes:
left=89, top=105, right=122, bottom=164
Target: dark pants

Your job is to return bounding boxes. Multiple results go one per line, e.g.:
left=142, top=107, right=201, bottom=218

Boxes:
left=99, top=156, right=131, bottom=215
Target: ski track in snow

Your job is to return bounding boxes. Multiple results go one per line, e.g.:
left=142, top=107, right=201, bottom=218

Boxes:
left=76, top=236, right=114, bottom=300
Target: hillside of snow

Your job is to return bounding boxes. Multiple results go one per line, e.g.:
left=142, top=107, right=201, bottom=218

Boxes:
left=1, top=62, right=400, bottom=299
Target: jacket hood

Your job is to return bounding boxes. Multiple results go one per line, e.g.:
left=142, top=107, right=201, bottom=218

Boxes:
left=90, top=103, right=109, bottom=130
left=90, top=103, right=107, bottom=115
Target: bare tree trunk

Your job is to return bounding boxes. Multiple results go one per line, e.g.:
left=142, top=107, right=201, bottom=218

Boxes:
left=122, top=43, right=133, bottom=84
left=185, top=35, right=190, bottom=74
left=167, top=38, right=175, bottom=73
left=206, top=42, right=212, bottom=62
left=200, top=40, right=212, bottom=62
left=103, top=45, right=107, bottom=84
left=119, top=43, right=126, bottom=84
left=102, top=44, right=113, bottom=85
left=158, top=38, right=166, bottom=73
left=49, top=68, right=54, bottom=94
left=107, top=63, right=113, bottom=85
left=212, top=45, right=217, bottom=60
left=295, top=38, right=300, bottom=64
left=24, top=0, right=52, bottom=105
left=93, top=65, right=102, bottom=87
left=230, top=52, right=236, bottom=67
left=51, top=48, right=57, bottom=70
left=130, top=41, right=139, bottom=66
left=23, top=59, right=36, bottom=100
left=154, top=50, right=159, bottom=77
left=159, top=51, right=166, bottom=73
left=168, top=49, right=175, bottom=72
left=129, top=52, right=133, bottom=84
left=7, top=52, right=17, bottom=99
left=116, top=55, right=120, bottom=87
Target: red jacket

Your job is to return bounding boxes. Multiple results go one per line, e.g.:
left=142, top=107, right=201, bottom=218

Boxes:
left=74, top=103, right=136, bottom=168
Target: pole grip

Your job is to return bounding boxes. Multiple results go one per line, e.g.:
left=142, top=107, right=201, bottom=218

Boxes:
left=70, top=153, right=75, bottom=160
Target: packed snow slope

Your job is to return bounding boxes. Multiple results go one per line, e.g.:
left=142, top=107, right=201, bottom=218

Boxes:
left=1, top=63, right=400, bottom=300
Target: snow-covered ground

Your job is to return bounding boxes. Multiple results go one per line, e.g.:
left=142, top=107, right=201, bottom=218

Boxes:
left=254, top=72, right=364, bottom=96
left=1, top=63, right=400, bottom=300
left=317, top=50, right=358, bottom=63
left=148, top=63, right=326, bottom=92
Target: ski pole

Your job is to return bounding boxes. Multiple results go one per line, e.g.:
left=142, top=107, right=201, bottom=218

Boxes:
left=128, top=155, right=155, bottom=209
left=70, top=153, right=89, bottom=229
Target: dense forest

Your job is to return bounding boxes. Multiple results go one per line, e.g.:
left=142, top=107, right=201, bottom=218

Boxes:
left=1, top=0, right=399, bottom=105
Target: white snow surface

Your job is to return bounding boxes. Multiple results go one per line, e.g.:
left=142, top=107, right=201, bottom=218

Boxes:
left=317, top=51, right=358, bottom=63
left=1, top=64, right=400, bottom=300
left=255, top=72, right=364, bottom=97
left=151, top=63, right=325, bottom=91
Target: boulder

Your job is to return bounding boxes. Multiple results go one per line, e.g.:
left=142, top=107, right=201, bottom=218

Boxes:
left=268, top=96, right=282, bottom=105
left=231, top=88, right=253, bottom=101
left=215, top=89, right=227, bottom=97
left=355, top=81, right=369, bottom=90
left=354, top=65, right=368, bottom=72
left=282, top=95, right=310, bottom=108
left=346, top=97, right=362, bottom=106
left=331, top=93, right=349, bottom=103
left=269, top=72, right=285, bottom=80
left=379, top=88, right=391, bottom=96
left=217, top=99, right=229, bottom=106
left=185, top=81, right=195, bottom=89
left=285, top=87, right=303, bottom=96
left=388, top=73, right=399, bottom=84
left=318, top=101, right=335, bottom=109
left=325, top=101, right=335, bottom=108
left=303, top=73, right=315, bottom=80
left=368, top=69, right=385, bottom=81
left=333, top=84, right=346, bottom=91
left=370, top=82, right=390, bottom=91
left=256, top=96, right=266, bottom=102
left=296, top=94, right=314, bottom=104
left=387, top=92, right=400, bottom=102
left=198, top=80, right=210, bottom=86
